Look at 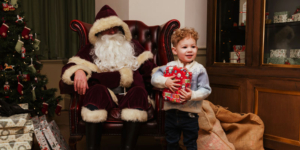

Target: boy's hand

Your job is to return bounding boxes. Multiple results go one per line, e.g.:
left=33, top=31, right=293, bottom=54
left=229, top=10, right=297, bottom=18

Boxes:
left=165, top=75, right=181, bottom=92
left=179, top=88, right=192, bottom=102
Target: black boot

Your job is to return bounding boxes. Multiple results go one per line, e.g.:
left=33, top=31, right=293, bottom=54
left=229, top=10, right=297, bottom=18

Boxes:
left=121, top=121, right=142, bottom=150
left=86, top=122, right=103, bottom=150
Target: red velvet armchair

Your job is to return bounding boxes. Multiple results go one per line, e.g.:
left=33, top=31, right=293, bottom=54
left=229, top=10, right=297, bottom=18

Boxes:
left=59, top=19, right=180, bottom=150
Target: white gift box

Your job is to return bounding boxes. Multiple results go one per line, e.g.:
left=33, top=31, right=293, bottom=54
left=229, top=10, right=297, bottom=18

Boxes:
left=39, top=115, right=48, bottom=130
left=270, top=49, right=287, bottom=58
left=230, top=52, right=245, bottom=63
left=0, top=132, right=33, bottom=143
left=0, top=141, right=32, bottom=150
left=43, top=120, right=70, bottom=150
left=274, top=11, right=289, bottom=23
left=290, top=49, right=300, bottom=58
left=292, top=13, right=300, bottom=21
left=273, top=16, right=278, bottom=23
left=230, top=51, right=245, bottom=59
left=34, top=115, right=69, bottom=150
left=31, top=116, right=50, bottom=150
left=0, top=114, right=30, bottom=128
left=0, top=120, right=33, bottom=136
left=230, top=59, right=245, bottom=63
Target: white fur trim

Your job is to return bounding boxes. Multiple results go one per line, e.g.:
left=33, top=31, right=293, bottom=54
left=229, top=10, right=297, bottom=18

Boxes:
left=81, top=107, right=107, bottom=123
left=119, top=67, right=133, bottom=88
left=68, top=56, right=101, bottom=73
left=24, top=26, right=30, bottom=30
left=107, top=88, right=118, bottom=105
left=137, top=51, right=153, bottom=66
left=2, top=23, right=9, bottom=28
left=61, top=64, right=92, bottom=85
left=89, top=16, right=132, bottom=45
left=121, top=108, right=148, bottom=122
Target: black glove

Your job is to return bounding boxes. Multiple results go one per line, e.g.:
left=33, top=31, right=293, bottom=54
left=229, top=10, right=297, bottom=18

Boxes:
left=0, top=99, right=32, bottom=117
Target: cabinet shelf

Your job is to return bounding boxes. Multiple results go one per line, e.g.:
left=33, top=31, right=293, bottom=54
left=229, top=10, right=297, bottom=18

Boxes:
left=265, top=21, right=300, bottom=28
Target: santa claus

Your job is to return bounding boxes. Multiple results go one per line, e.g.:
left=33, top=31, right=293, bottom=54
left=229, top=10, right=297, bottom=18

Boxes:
left=61, top=5, right=156, bottom=150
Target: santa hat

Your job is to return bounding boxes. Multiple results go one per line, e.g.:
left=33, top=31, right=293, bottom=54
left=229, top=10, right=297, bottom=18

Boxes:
left=88, top=5, right=132, bottom=45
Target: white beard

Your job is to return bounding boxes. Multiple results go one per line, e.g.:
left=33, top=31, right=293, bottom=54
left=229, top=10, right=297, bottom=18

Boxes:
left=90, top=33, right=139, bottom=72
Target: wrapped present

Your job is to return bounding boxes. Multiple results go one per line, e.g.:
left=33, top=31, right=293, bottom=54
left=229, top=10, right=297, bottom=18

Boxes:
left=48, top=120, right=69, bottom=150
left=274, top=11, right=289, bottom=23
left=162, top=66, right=192, bottom=103
left=43, top=120, right=70, bottom=150
left=233, top=45, right=245, bottom=52
left=294, top=13, right=300, bottom=21
left=0, top=141, right=32, bottom=150
left=0, top=132, right=33, bottom=143
left=239, top=0, right=247, bottom=26
left=270, top=49, right=287, bottom=58
left=39, top=115, right=48, bottom=129
left=290, top=49, right=300, bottom=58
left=31, top=116, right=50, bottom=150
left=0, top=113, right=30, bottom=128
left=0, top=120, right=33, bottom=136
left=230, top=51, right=245, bottom=63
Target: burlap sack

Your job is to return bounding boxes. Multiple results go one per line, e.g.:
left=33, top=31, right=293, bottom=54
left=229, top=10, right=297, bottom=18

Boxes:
left=211, top=102, right=264, bottom=150
left=180, top=100, right=235, bottom=150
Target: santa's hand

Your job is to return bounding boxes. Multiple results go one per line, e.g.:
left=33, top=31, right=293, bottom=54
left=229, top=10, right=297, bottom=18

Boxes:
left=74, top=69, right=89, bottom=95
left=165, top=75, right=180, bottom=92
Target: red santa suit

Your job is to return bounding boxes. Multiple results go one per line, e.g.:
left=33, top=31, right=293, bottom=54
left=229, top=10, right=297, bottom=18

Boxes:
left=61, top=5, right=156, bottom=123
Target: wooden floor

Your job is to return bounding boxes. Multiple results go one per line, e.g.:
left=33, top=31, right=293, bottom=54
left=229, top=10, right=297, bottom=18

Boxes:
left=32, top=111, right=165, bottom=150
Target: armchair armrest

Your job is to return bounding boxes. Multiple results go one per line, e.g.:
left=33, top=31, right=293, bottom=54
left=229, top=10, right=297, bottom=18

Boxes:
left=157, top=19, right=180, bottom=66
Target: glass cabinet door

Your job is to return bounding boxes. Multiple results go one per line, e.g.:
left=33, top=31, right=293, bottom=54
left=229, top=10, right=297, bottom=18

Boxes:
left=216, top=0, right=247, bottom=64
left=264, top=0, right=300, bottom=66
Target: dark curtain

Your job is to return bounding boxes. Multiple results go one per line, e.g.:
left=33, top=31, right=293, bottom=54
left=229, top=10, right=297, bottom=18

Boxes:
left=23, top=0, right=95, bottom=59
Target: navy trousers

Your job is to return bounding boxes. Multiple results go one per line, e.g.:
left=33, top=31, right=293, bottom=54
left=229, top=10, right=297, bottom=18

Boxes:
left=165, top=109, right=199, bottom=150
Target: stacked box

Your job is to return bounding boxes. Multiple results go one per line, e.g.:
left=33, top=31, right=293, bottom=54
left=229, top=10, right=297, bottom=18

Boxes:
left=270, top=49, right=287, bottom=58
left=31, top=116, right=50, bottom=150
left=290, top=49, right=300, bottom=58
left=274, top=11, right=289, bottom=23
left=45, top=120, right=69, bottom=150
left=0, top=103, right=33, bottom=150
left=162, top=66, right=192, bottom=103
left=292, top=13, right=300, bottom=21
left=230, top=51, right=245, bottom=63
left=33, top=115, right=70, bottom=150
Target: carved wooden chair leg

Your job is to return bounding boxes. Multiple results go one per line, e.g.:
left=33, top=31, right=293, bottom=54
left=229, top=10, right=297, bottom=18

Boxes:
left=69, top=135, right=83, bottom=150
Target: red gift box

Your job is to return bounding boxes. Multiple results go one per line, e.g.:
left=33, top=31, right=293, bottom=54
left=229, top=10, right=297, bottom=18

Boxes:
left=162, top=66, right=192, bottom=103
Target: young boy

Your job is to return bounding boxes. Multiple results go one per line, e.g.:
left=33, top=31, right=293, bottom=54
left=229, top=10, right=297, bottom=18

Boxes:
left=151, top=28, right=211, bottom=150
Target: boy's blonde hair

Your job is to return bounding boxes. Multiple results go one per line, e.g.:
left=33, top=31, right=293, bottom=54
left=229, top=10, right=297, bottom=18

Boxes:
left=171, top=28, right=198, bottom=47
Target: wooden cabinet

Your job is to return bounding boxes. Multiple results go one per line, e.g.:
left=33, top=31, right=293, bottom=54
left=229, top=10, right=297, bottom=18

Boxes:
left=207, top=0, right=300, bottom=149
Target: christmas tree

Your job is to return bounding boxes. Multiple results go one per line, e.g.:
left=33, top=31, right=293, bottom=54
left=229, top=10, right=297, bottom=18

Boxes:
left=0, top=0, right=62, bottom=116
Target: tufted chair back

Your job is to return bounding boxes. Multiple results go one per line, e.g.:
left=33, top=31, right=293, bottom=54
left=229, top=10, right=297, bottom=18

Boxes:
left=125, top=21, right=160, bottom=59
left=62, top=19, right=180, bottom=150
left=70, top=20, right=179, bottom=66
